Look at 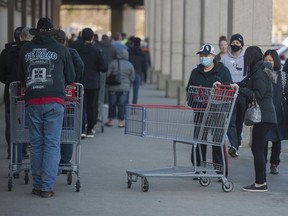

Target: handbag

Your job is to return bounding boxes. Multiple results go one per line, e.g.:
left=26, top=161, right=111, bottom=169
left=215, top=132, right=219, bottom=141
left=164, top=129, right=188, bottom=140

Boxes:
left=244, top=94, right=261, bottom=126
left=106, top=59, right=121, bottom=86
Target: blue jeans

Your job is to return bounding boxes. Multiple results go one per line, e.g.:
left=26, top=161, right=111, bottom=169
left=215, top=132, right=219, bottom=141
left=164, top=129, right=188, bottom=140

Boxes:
left=108, top=91, right=129, bottom=121
left=132, top=74, right=142, bottom=104
left=26, top=103, right=64, bottom=191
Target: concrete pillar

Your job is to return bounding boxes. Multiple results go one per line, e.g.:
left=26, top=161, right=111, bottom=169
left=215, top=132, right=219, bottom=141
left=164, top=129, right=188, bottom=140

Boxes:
left=158, top=0, right=172, bottom=90
left=52, top=0, right=62, bottom=28
left=154, top=0, right=162, bottom=73
left=183, top=0, right=201, bottom=85
left=122, top=5, right=136, bottom=37
left=166, top=0, right=184, bottom=97
left=231, top=0, right=272, bottom=50
left=147, top=0, right=155, bottom=70
left=111, top=7, right=123, bottom=34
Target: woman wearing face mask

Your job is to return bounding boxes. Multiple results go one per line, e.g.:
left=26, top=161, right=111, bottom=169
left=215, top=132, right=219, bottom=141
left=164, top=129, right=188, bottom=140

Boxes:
left=186, top=44, right=232, bottom=175
left=263, top=49, right=288, bottom=175
left=233, top=46, right=277, bottom=192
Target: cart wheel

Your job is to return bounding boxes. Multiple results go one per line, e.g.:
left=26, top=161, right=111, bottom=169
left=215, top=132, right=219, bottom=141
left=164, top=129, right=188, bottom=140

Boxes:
left=67, top=172, right=72, bottom=185
left=76, top=180, right=80, bottom=192
left=141, top=178, right=149, bottom=192
left=127, top=180, right=132, bottom=188
left=24, top=172, right=29, bottom=184
left=101, top=125, right=104, bottom=133
left=199, top=178, right=211, bottom=187
left=222, top=181, right=234, bottom=192
left=8, top=178, right=13, bottom=191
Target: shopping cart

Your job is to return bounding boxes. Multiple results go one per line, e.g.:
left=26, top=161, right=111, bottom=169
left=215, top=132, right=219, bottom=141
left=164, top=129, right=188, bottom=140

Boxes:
left=125, top=85, right=238, bottom=192
left=8, top=81, right=84, bottom=192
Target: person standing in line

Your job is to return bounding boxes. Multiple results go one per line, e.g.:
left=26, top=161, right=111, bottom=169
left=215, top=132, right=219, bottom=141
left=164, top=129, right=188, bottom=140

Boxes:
left=186, top=44, right=232, bottom=173
left=215, top=35, right=228, bottom=62
left=73, top=28, right=107, bottom=138
left=232, top=46, right=276, bottom=192
left=0, top=27, right=33, bottom=177
left=53, top=29, right=84, bottom=170
left=0, top=26, right=25, bottom=160
left=97, top=35, right=117, bottom=123
left=129, top=37, right=148, bottom=104
left=220, top=33, right=245, bottom=157
left=111, top=32, right=128, bottom=51
left=104, top=49, right=135, bottom=128
left=19, top=17, right=75, bottom=197
left=263, top=49, right=288, bottom=175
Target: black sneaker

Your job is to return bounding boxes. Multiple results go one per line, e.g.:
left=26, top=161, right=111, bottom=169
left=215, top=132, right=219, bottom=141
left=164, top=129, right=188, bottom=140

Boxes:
left=270, top=164, right=279, bottom=175
left=242, top=184, right=268, bottom=192
left=228, top=146, right=239, bottom=158
left=86, top=131, right=94, bottom=138
left=41, top=190, right=54, bottom=198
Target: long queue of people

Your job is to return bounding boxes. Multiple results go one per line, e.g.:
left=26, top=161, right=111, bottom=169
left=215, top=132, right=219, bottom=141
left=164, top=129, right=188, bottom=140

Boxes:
left=0, top=17, right=149, bottom=198
left=1, top=17, right=286, bottom=196
left=187, top=34, right=288, bottom=192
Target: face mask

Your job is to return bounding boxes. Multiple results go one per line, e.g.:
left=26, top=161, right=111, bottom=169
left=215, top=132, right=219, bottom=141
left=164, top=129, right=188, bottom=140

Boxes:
left=200, top=57, right=211, bottom=67
left=231, top=45, right=241, bottom=52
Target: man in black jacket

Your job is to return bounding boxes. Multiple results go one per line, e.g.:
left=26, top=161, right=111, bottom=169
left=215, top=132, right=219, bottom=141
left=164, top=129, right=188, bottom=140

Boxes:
left=0, top=27, right=34, bottom=170
left=19, top=17, right=75, bottom=197
left=72, top=28, right=107, bottom=138
left=129, top=37, right=147, bottom=104
left=0, top=26, right=25, bottom=160
left=53, top=29, right=84, bottom=169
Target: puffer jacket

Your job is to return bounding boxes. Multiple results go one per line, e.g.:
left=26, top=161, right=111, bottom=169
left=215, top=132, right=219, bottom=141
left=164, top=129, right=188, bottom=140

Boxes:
left=107, top=49, right=135, bottom=92
left=237, top=61, right=277, bottom=124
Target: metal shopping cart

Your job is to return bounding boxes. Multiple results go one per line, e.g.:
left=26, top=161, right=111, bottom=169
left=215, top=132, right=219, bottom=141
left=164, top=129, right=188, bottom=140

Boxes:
left=8, top=81, right=84, bottom=192
left=125, top=85, right=238, bottom=192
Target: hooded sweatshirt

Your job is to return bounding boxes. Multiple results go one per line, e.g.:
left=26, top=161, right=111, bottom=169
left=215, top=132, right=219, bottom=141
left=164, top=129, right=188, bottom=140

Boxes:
left=19, top=35, right=75, bottom=103
left=220, top=47, right=245, bottom=82
left=107, top=49, right=135, bottom=92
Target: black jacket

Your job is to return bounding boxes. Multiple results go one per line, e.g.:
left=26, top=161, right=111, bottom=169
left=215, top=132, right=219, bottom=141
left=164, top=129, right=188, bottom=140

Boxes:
left=19, top=35, right=75, bottom=102
left=237, top=61, right=277, bottom=124
left=69, top=47, right=84, bottom=83
left=266, top=70, right=288, bottom=141
left=129, top=47, right=147, bottom=77
left=73, top=41, right=107, bottom=89
left=186, top=61, right=232, bottom=91
left=0, top=41, right=28, bottom=103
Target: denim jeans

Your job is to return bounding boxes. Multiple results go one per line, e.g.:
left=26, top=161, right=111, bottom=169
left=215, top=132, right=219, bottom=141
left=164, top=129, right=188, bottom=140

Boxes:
left=26, top=103, right=64, bottom=191
left=108, top=91, right=129, bottom=121
left=132, top=74, right=142, bottom=104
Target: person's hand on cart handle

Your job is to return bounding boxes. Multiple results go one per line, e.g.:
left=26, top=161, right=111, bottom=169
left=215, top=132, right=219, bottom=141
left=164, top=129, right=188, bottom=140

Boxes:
left=230, top=83, right=239, bottom=90
left=213, top=81, right=221, bottom=88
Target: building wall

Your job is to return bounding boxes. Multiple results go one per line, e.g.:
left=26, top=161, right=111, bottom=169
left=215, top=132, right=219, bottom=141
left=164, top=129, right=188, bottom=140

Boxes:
left=146, top=0, right=272, bottom=88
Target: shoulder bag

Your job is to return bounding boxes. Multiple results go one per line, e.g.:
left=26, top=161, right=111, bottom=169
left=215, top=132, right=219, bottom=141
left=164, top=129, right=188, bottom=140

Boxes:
left=106, top=59, right=121, bottom=86
left=244, top=93, right=261, bottom=126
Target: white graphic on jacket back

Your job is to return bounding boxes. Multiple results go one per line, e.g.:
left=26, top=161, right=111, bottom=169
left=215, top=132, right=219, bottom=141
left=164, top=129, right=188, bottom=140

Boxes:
left=25, top=48, right=57, bottom=89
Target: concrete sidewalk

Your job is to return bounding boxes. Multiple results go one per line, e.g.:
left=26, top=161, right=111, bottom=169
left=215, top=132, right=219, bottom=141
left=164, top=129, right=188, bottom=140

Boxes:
left=0, top=83, right=288, bottom=216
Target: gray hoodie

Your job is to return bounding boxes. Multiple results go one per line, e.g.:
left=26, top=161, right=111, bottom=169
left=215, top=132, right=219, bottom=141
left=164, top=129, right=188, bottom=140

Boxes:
left=107, top=49, right=135, bottom=91
left=220, top=47, right=245, bottom=82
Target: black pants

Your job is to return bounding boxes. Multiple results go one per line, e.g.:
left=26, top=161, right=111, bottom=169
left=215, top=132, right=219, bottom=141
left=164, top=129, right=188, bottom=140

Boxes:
left=82, top=89, right=99, bottom=133
left=227, top=95, right=246, bottom=150
left=264, top=141, right=281, bottom=165
left=251, top=123, right=273, bottom=184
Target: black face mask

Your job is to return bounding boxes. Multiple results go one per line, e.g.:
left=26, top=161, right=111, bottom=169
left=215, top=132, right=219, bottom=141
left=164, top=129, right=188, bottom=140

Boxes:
left=231, top=45, right=241, bottom=52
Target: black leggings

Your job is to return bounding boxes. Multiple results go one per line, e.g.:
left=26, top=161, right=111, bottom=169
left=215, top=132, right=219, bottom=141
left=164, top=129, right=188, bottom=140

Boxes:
left=251, top=123, right=273, bottom=184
